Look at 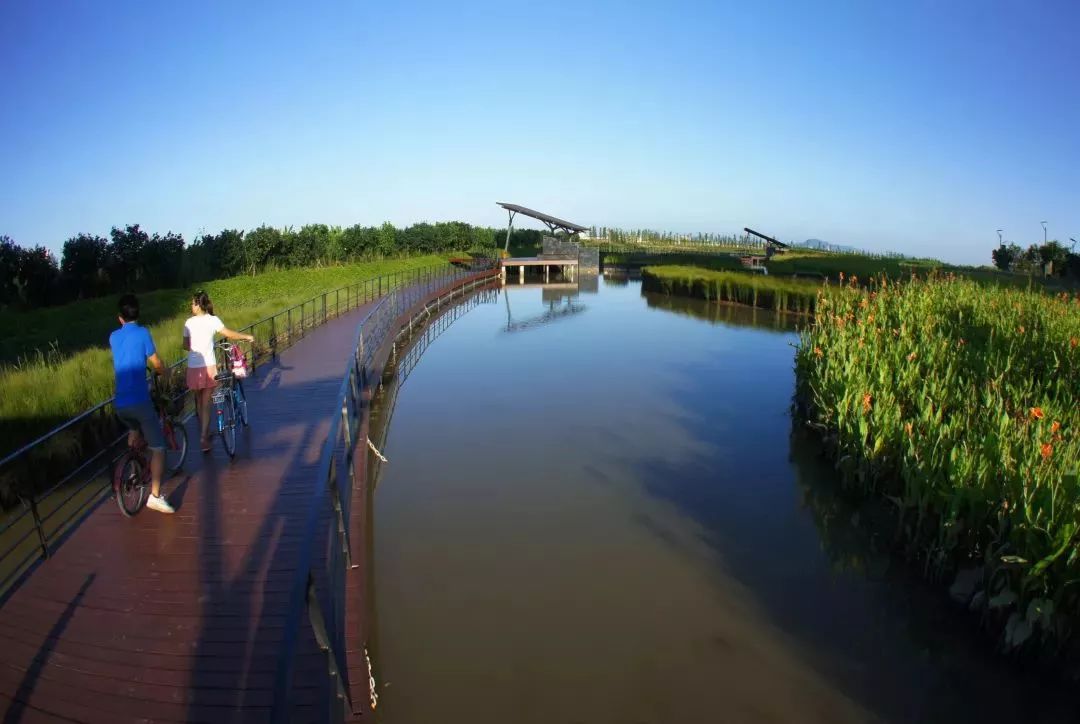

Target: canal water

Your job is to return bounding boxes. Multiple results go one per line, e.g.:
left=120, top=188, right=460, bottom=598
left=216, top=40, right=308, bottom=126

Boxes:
left=370, top=278, right=1076, bottom=724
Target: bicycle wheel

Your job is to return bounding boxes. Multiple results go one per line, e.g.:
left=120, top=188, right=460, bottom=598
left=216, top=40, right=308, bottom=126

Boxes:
left=219, top=395, right=237, bottom=458
left=163, top=417, right=188, bottom=475
left=233, top=381, right=249, bottom=427
left=114, top=455, right=147, bottom=517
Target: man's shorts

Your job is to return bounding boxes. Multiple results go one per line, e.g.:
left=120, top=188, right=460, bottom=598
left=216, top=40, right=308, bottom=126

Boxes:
left=116, top=401, right=166, bottom=451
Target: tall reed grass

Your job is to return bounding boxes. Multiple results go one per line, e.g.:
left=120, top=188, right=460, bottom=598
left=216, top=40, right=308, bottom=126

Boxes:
left=795, top=273, right=1080, bottom=652
left=641, top=266, right=823, bottom=314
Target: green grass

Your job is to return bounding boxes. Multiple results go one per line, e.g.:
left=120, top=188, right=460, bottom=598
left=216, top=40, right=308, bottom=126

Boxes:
left=767, top=250, right=1072, bottom=291
left=0, top=254, right=455, bottom=459
left=641, top=265, right=826, bottom=314
left=795, top=274, right=1080, bottom=651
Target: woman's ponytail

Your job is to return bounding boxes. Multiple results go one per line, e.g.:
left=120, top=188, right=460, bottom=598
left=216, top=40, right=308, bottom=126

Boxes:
left=193, top=290, right=215, bottom=315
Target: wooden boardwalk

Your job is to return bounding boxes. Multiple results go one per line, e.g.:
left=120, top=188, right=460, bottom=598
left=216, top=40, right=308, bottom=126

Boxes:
left=0, top=299, right=384, bottom=723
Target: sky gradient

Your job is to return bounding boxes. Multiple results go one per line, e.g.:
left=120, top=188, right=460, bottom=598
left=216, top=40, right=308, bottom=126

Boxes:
left=1, top=1, right=1077, bottom=264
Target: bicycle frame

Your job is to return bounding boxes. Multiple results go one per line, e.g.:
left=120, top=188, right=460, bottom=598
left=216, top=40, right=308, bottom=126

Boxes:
left=212, top=381, right=233, bottom=434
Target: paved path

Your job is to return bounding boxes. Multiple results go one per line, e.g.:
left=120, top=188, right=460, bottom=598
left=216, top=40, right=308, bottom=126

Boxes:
left=0, top=300, right=380, bottom=723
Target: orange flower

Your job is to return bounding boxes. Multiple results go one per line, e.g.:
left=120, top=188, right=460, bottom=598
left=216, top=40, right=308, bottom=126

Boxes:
left=907, top=352, right=917, bottom=362
left=867, top=314, right=875, bottom=323
left=1018, top=325, right=1025, bottom=335
left=862, top=393, right=873, bottom=413
left=1071, top=337, right=1078, bottom=349
left=813, top=346, right=823, bottom=357
left=904, top=422, right=913, bottom=436
left=859, top=298, right=868, bottom=309
left=1051, top=421, right=1061, bottom=434
left=1031, top=407, right=1044, bottom=420
left=1041, top=443, right=1053, bottom=459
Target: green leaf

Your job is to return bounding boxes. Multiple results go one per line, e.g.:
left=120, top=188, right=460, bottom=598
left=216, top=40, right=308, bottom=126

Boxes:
left=988, top=590, right=1018, bottom=609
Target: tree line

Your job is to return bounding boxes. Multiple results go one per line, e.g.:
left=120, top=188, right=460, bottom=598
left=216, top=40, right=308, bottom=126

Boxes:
left=991, top=240, right=1080, bottom=277
left=0, top=221, right=540, bottom=310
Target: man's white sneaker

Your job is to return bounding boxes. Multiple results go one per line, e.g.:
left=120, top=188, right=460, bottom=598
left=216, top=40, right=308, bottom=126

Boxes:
left=146, top=495, right=175, bottom=514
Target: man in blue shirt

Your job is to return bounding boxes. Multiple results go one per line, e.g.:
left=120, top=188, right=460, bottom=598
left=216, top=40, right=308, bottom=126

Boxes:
left=110, top=294, right=174, bottom=514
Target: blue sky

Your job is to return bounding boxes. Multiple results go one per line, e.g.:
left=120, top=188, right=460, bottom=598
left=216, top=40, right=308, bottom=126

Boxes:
left=1, top=1, right=1076, bottom=265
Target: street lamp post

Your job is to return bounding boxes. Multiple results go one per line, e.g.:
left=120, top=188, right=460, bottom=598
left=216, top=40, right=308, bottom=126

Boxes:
left=1041, top=221, right=1048, bottom=245
left=997, top=229, right=1003, bottom=246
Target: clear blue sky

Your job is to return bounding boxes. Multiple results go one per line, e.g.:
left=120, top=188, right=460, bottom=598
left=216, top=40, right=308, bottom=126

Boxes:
left=1, top=1, right=1077, bottom=265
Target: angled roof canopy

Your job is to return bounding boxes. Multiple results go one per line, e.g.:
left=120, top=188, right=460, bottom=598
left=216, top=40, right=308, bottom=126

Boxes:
left=743, top=227, right=790, bottom=249
left=497, top=202, right=589, bottom=235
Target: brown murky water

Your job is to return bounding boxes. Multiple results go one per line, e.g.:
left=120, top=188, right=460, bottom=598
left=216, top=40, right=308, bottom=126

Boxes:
left=368, top=278, right=1077, bottom=724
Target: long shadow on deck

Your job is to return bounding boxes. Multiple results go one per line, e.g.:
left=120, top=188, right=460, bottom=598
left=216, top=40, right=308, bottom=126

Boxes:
left=184, top=370, right=344, bottom=720
left=3, top=573, right=96, bottom=724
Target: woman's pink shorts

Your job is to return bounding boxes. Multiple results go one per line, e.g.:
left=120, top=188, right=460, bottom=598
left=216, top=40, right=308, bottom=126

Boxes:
left=186, top=364, right=219, bottom=390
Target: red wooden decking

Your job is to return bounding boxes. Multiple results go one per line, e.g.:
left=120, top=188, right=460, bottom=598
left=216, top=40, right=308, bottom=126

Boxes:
left=0, top=300, right=383, bottom=723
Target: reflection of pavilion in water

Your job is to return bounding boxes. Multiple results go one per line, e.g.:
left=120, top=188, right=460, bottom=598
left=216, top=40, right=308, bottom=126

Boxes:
left=502, top=273, right=598, bottom=333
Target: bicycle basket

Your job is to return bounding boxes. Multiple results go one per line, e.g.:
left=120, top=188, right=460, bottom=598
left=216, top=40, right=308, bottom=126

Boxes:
left=230, top=345, right=249, bottom=379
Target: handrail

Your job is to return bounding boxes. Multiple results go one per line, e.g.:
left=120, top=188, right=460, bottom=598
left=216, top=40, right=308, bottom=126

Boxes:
left=0, top=261, right=473, bottom=600
left=269, top=262, right=498, bottom=721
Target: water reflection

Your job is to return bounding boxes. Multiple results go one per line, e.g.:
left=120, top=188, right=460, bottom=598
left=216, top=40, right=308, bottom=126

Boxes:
left=368, top=281, right=1078, bottom=724
left=503, top=275, right=596, bottom=333
left=643, top=290, right=802, bottom=332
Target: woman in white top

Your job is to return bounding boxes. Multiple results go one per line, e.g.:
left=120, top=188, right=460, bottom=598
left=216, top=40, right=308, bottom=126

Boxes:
left=183, top=291, right=254, bottom=452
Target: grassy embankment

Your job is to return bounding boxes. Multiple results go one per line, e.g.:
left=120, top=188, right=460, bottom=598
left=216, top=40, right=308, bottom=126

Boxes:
left=640, top=251, right=1064, bottom=315
left=796, top=274, right=1080, bottom=653
left=641, top=265, right=826, bottom=314
left=0, top=254, right=455, bottom=458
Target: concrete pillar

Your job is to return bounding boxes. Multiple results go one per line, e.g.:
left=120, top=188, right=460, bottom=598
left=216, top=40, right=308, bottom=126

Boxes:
left=519, top=265, right=524, bottom=284
left=545, top=265, right=550, bottom=283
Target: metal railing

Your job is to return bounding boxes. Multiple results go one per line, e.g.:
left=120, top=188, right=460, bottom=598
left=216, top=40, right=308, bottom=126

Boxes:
left=270, top=265, right=498, bottom=721
left=0, top=261, right=481, bottom=600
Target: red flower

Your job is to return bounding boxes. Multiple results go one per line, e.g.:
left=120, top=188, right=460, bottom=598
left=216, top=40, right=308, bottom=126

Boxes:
left=1041, top=443, right=1053, bottom=459
left=1051, top=421, right=1061, bottom=434
left=1031, top=407, right=1044, bottom=420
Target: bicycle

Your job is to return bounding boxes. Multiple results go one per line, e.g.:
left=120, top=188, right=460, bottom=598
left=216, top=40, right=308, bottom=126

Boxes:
left=112, top=391, right=189, bottom=517
left=212, top=341, right=250, bottom=458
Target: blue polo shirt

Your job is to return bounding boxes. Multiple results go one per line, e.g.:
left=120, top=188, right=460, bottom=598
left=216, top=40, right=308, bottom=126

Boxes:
left=110, top=322, right=155, bottom=408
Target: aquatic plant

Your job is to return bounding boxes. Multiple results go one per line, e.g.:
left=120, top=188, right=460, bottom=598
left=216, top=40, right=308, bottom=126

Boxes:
left=795, top=273, right=1080, bottom=652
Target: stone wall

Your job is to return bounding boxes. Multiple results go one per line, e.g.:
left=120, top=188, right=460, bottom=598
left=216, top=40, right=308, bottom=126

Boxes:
left=540, top=235, right=599, bottom=271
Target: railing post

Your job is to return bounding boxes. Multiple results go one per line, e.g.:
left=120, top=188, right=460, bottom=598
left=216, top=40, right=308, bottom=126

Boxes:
left=270, top=316, right=277, bottom=360
left=323, top=293, right=328, bottom=324
left=288, top=308, right=293, bottom=345
left=25, top=496, right=49, bottom=560
left=336, top=289, right=340, bottom=318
